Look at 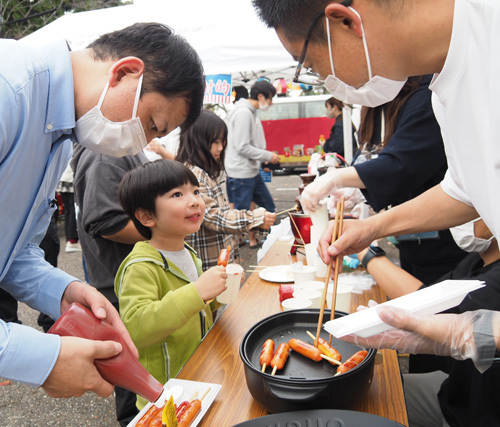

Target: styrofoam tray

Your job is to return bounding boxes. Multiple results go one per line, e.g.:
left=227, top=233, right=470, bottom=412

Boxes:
left=323, top=280, right=485, bottom=338
left=127, top=379, right=221, bottom=426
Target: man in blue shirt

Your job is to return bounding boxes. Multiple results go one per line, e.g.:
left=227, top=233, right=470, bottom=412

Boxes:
left=0, top=23, right=204, bottom=399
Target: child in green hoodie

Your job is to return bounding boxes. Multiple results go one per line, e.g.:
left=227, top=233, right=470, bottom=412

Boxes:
left=115, top=159, right=227, bottom=410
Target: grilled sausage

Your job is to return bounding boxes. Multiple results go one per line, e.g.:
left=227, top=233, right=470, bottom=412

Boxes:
left=270, top=343, right=290, bottom=371
left=316, top=337, right=342, bottom=364
left=289, top=338, right=322, bottom=362
left=336, top=350, right=368, bottom=375
left=178, top=399, right=202, bottom=427
left=217, top=246, right=231, bottom=267
left=259, top=339, right=275, bottom=369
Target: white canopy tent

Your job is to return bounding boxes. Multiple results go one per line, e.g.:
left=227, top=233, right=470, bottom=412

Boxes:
left=22, top=0, right=297, bottom=85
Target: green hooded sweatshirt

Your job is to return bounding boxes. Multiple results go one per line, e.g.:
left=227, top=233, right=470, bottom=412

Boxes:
left=115, top=241, right=218, bottom=410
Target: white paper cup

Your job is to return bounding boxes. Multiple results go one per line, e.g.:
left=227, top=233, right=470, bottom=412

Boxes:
left=292, top=265, right=316, bottom=285
left=293, top=289, right=322, bottom=309
left=217, top=263, right=243, bottom=304
left=326, top=283, right=353, bottom=313
left=281, top=297, right=312, bottom=311
left=295, top=280, right=325, bottom=293
left=305, top=242, right=328, bottom=278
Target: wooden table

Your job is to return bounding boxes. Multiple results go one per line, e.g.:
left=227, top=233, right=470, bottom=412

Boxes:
left=177, top=241, right=409, bottom=426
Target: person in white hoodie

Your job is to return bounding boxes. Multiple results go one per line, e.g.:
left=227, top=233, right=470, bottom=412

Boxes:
left=224, top=80, right=280, bottom=248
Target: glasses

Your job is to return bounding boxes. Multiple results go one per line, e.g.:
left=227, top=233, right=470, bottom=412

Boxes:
left=293, top=0, right=353, bottom=86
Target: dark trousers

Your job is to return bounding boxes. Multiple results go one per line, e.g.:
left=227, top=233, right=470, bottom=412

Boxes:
left=60, top=192, right=79, bottom=241
left=226, top=174, right=276, bottom=212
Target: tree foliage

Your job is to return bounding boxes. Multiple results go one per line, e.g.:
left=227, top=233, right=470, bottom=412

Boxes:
left=0, top=0, right=131, bottom=40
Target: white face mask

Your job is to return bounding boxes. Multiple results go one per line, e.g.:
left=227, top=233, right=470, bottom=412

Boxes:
left=323, top=10, right=407, bottom=107
left=450, top=218, right=494, bottom=254
left=75, top=74, right=148, bottom=157
left=259, top=101, right=270, bottom=112
left=326, top=107, right=336, bottom=119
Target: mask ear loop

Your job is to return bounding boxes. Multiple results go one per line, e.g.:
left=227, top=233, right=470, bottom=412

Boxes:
left=97, top=82, right=110, bottom=110
left=132, top=74, right=143, bottom=119
left=347, top=7, right=373, bottom=80
left=326, top=16, right=336, bottom=76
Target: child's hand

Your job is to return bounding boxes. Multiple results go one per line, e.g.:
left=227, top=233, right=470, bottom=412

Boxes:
left=195, top=266, right=228, bottom=302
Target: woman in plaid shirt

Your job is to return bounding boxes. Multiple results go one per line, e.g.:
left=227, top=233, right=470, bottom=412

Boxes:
left=177, top=111, right=276, bottom=270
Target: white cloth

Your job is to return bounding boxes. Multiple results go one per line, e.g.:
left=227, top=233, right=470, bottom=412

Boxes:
left=430, top=0, right=500, bottom=239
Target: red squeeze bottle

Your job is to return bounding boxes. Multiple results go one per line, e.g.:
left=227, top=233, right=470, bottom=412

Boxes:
left=48, top=302, right=163, bottom=403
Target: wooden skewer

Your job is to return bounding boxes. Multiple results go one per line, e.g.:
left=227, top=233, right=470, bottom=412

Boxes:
left=314, top=202, right=342, bottom=347
left=276, top=205, right=298, bottom=216
left=200, top=387, right=211, bottom=402
left=288, top=212, right=306, bottom=246
left=306, top=330, right=318, bottom=343
left=329, top=197, right=345, bottom=345
left=320, top=353, right=342, bottom=366
left=271, top=365, right=277, bottom=376
left=261, top=363, right=267, bottom=373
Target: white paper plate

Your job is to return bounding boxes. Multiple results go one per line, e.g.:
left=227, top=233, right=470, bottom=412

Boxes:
left=127, top=378, right=221, bottom=426
left=323, top=280, right=485, bottom=338
left=258, top=265, right=294, bottom=283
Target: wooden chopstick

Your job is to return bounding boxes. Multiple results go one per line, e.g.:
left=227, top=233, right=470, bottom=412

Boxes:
left=329, top=197, right=345, bottom=345
left=314, top=200, right=342, bottom=347
left=276, top=205, right=298, bottom=216
left=314, top=197, right=345, bottom=347
left=288, top=212, right=306, bottom=246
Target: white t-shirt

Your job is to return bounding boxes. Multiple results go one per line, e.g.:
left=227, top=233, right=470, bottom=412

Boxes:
left=430, top=0, right=500, bottom=239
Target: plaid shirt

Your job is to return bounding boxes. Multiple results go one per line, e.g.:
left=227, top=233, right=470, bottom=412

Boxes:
left=185, top=165, right=267, bottom=270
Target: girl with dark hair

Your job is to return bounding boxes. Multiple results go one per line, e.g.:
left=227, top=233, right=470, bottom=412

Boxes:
left=177, top=111, right=276, bottom=269
left=322, top=96, right=358, bottom=161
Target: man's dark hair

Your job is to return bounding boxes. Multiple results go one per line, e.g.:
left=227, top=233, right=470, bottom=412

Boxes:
left=252, top=0, right=329, bottom=43
left=88, top=23, right=205, bottom=131
left=250, top=80, right=277, bottom=100
left=118, top=159, right=199, bottom=239
left=177, top=110, right=228, bottom=180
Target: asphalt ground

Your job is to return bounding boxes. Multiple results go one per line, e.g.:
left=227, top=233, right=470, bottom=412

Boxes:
left=0, top=171, right=401, bottom=426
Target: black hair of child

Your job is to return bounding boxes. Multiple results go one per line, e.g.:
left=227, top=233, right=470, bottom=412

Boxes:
left=119, top=159, right=199, bottom=239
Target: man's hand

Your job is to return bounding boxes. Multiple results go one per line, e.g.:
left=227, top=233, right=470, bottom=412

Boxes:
left=262, top=212, right=276, bottom=229
left=270, top=152, right=280, bottom=164
left=42, top=336, right=121, bottom=398
left=61, top=282, right=138, bottom=358
left=318, top=218, right=377, bottom=268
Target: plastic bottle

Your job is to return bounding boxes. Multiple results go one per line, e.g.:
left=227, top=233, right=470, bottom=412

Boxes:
left=319, top=134, right=326, bottom=147
left=48, top=303, right=164, bottom=403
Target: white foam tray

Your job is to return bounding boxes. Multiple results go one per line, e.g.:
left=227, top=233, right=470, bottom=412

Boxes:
left=128, top=378, right=221, bottom=426
left=323, top=280, right=485, bottom=338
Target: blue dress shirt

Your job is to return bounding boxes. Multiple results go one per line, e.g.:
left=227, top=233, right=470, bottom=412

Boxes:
left=0, top=38, right=79, bottom=386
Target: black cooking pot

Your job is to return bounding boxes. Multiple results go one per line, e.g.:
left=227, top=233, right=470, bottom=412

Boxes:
left=240, top=309, right=376, bottom=414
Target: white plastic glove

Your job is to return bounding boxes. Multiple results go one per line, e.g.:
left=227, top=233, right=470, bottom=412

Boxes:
left=300, top=169, right=344, bottom=214
left=340, top=305, right=500, bottom=373
left=327, top=187, right=365, bottom=216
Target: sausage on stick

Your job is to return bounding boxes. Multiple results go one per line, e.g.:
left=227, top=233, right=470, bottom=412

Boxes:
left=259, top=339, right=275, bottom=373
left=217, top=245, right=231, bottom=267
left=288, top=338, right=322, bottom=362
left=306, top=331, right=342, bottom=365
left=270, top=342, right=290, bottom=375
left=178, top=399, right=202, bottom=427
left=335, top=350, right=369, bottom=376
